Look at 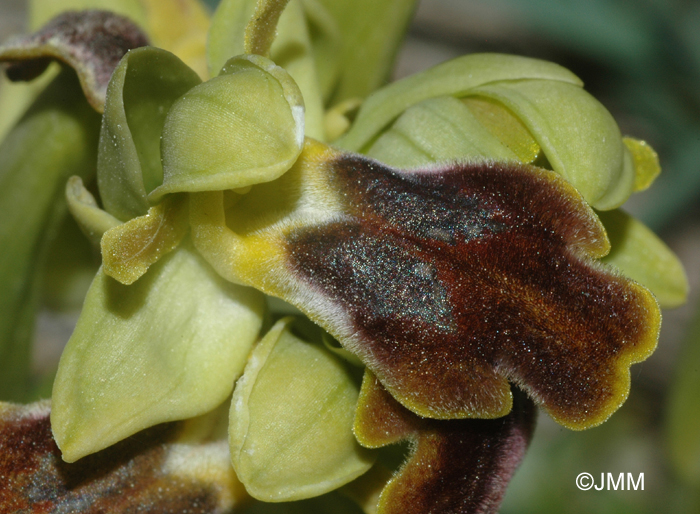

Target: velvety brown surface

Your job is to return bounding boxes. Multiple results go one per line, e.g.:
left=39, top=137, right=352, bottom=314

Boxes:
left=354, top=371, right=537, bottom=514
left=0, top=403, right=221, bottom=514
left=287, top=155, right=659, bottom=427
left=0, top=10, right=149, bottom=111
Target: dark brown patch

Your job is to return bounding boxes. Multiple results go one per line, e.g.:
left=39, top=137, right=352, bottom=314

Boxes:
left=0, top=403, right=221, bottom=514
left=0, top=10, right=149, bottom=112
left=354, top=371, right=537, bottom=514
left=286, top=155, right=659, bottom=427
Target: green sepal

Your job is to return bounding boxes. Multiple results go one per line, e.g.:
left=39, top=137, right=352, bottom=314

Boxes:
left=316, top=0, right=418, bottom=105
left=229, top=318, right=375, bottom=502
left=365, top=95, right=517, bottom=168
left=151, top=54, right=304, bottom=199
left=337, top=53, right=582, bottom=153
left=51, top=240, right=266, bottom=462
left=598, top=209, right=688, bottom=309
left=207, top=0, right=324, bottom=139
left=468, top=79, right=631, bottom=210
left=0, top=69, right=100, bottom=401
left=97, top=46, right=201, bottom=221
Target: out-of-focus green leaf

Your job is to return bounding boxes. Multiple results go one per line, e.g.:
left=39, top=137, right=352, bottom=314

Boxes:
left=469, top=79, right=632, bottom=210
left=365, top=95, right=517, bottom=168
left=51, top=241, right=266, bottom=462
left=40, top=213, right=99, bottom=311
left=598, top=209, right=688, bottom=309
left=667, top=304, right=700, bottom=486
left=337, top=53, right=582, bottom=153
left=229, top=318, right=374, bottom=502
left=152, top=54, right=304, bottom=198
left=97, top=47, right=201, bottom=220
left=206, top=0, right=257, bottom=75
left=0, top=69, right=100, bottom=401
left=316, top=0, right=417, bottom=105
left=0, top=69, right=57, bottom=144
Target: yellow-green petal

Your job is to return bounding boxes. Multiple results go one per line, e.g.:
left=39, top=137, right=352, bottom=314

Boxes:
left=151, top=54, right=304, bottom=198
left=97, top=46, right=201, bottom=220
left=365, top=96, right=517, bottom=168
left=598, top=209, right=688, bottom=308
left=101, top=196, right=189, bottom=285
left=468, top=79, right=631, bottom=210
left=66, top=176, right=121, bottom=247
left=51, top=241, right=266, bottom=462
left=623, top=136, right=661, bottom=192
left=337, top=53, right=582, bottom=153
left=229, top=318, right=374, bottom=502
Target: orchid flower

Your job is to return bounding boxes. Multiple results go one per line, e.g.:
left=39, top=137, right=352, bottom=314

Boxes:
left=0, top=0, right=688, bottom=513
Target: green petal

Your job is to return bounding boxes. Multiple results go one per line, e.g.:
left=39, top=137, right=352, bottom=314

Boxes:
left=66, top=176, right=121, bottom=247
left=97, top=46, right=201, bottom=221
left=468, top=79, right=632, bottom=210
left=0, top=69, right=100, bottom=400
left=151, top=54, right=304, bottom=198
left=337, top=53, right=582, bottom=153
left=365, top=96, right=517, bottom=168
left=598, top=209, right=688, bottom=309
left=229, top=318, right=374, bottom=502
left=51, top=241, right=266, bottom=462
left=316, top=0, right=418, bottom=104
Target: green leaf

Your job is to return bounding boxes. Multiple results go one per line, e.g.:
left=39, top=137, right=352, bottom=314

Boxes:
left=0, top=69, right=100, bottom=401
left=51, top=241, right=266, bottom=462
left=97, top=46, right=201, bottom=221
left=365, top=95, right=517, bottom=168
left=468, top=79, right=632, bottom=210
left=151, top=54, right=304, bottom=198
left=337, top=53, right=582, bottom=153
left=598, top=209, right=688, bottom=309
left=229, top=318, right=374, bottom=502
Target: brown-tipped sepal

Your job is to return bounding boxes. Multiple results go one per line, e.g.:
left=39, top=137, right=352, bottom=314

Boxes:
left=286, top=153, right=660, bottom=428
left=0, top=401, right=244, bottom=513
left=354, top=371, right=537, bottom=514
left=0, top=10, right=149, bottom=112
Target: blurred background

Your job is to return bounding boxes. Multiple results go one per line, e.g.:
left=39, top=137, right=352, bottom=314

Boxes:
left=2, top=0, right=699, bottom=512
